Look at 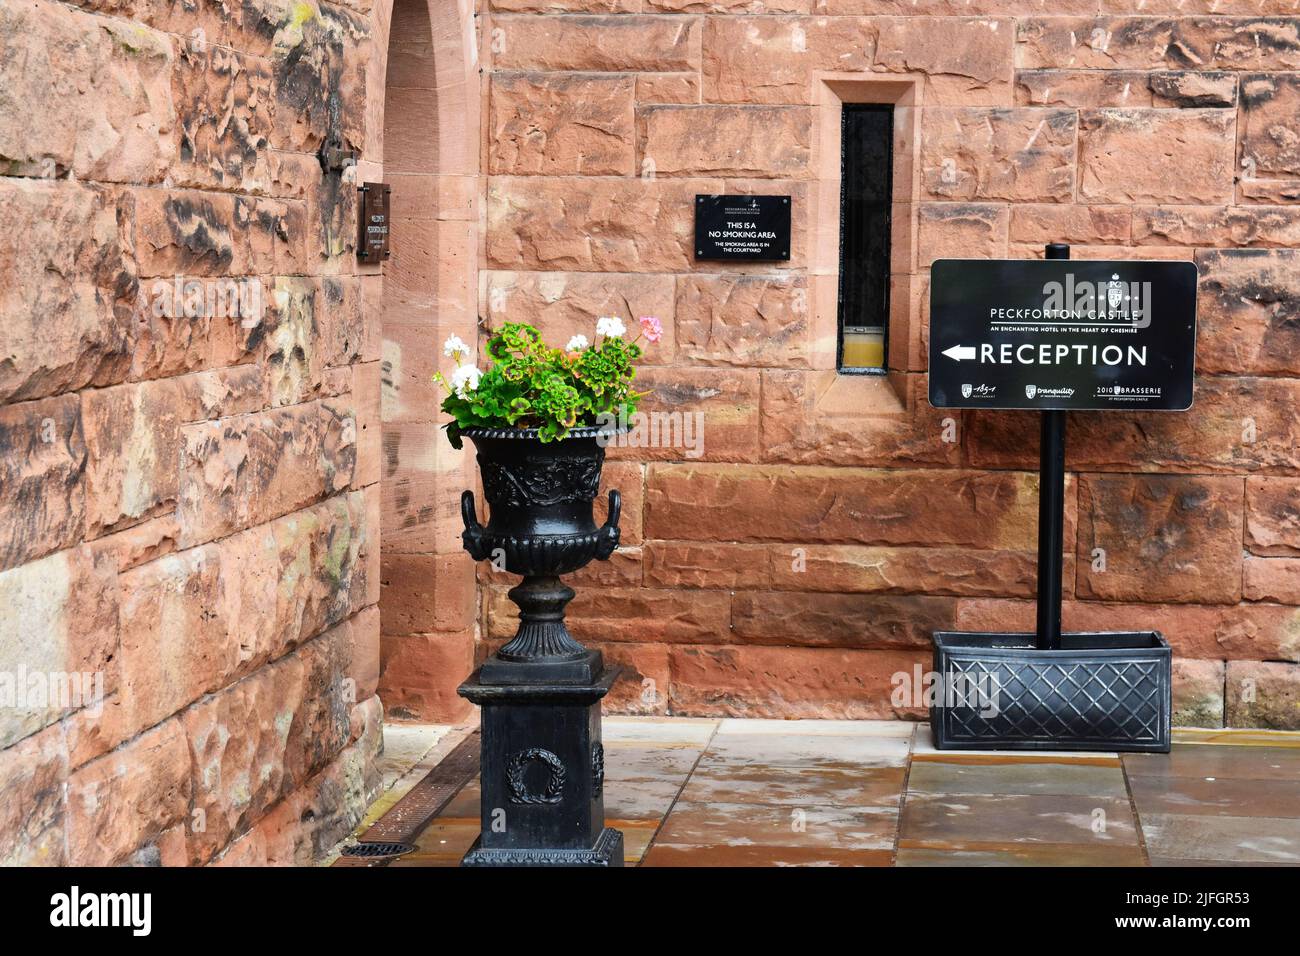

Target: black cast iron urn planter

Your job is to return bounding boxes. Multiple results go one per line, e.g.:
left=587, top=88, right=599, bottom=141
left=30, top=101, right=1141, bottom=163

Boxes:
left=456, top=425, right=625, bottom=866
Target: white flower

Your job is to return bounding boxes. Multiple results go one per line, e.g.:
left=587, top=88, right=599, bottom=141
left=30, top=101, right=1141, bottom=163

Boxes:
left=443, top=334, right=471, bottom=361
left=565, top=334, right=590, bottom=352
left=595, top=316, right=626, bottom=339
left=450, top=365, right=482, bottom=398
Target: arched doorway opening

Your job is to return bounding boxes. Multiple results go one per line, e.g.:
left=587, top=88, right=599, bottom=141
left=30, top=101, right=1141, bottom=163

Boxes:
left=372, top=0, right=479, bottom=721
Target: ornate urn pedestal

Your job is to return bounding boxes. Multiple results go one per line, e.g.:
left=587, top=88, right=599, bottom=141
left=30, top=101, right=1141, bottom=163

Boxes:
left=456, top=426, right=625, bottom=866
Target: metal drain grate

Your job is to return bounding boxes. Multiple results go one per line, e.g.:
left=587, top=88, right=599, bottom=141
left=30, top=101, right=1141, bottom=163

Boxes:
left=339, top=841, right=414, bottom=860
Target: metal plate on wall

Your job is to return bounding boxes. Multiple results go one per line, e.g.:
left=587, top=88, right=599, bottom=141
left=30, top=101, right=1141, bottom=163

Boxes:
left=929, top=258, right=1197, bottom=411
left=694, top=194, right=791, bottom=261
left=357, top=182, right=391, bottom=262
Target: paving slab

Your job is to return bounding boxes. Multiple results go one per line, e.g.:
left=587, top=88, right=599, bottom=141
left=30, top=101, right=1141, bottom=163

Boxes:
left=603, top=716, right=719, bottom=746
left=1127, top=773, right=1300, bottom=819
left=911, top=723, right=1119, bottom=760
left=654, top=800, right=898, bottom=850
left=603, top=776, right=687, bottom=821
left=1172, top=728, right=1300, bottom=748
left=604, top=744, right=705, bottom=781
left=643, top=844, right=894, bottom=867
left=907, top=756, right=1127, bottom=799
left=715, top=718, right=914, bottom=738
left=695, top=733, right=910, bottom=770
left=679, top=765, right=906, bottom=809
left=1138, top=813, right=1300, bottom=864
left=899, top=793, right=1139, bottom=847
left=1125, top=745, right=1300, bottom=781
left=896, top=842, right=1145, bottom=866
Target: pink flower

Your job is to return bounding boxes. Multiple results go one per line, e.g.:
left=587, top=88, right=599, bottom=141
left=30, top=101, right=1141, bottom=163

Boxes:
left=638, top=315, right=663, bottom=343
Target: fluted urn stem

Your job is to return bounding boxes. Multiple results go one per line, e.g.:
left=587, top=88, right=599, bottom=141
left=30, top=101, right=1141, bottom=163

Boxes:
left=498, top=575, right=589, bottom=662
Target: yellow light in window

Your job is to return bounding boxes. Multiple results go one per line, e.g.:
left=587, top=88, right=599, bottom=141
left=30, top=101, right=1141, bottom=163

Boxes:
left=842, top=326, right=885, bottom=369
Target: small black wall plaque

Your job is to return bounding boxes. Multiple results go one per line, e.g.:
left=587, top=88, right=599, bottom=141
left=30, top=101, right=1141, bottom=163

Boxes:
left=929, top=258, right=1197, bottom=411
left=694, top=194, right=790, bottom=261
left=357, top=182, right=391, bottom=262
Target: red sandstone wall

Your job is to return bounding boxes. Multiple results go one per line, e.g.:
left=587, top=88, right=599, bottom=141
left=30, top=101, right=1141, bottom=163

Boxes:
left=478, top=2, right=1300, bottom=728
left=0, top=0, right=388, bottom=864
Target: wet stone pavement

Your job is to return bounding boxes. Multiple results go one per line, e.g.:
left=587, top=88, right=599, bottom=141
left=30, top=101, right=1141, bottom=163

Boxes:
left=372, top=720, right=1300, bottom=867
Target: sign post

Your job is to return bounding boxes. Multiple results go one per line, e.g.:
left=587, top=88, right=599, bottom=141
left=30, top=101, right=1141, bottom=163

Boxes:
left=926, top=244, right=1197, bottom=753
left=1036, top=242, right=1070, bottom=652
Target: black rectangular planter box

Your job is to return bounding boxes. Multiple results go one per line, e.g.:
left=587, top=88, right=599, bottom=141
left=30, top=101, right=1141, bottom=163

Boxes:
left=930, top=631, right=1172, bottom=753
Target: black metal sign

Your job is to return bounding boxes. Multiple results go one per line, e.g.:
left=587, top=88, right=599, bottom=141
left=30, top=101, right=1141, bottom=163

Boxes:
left=357, top=182, right=391, bottom=262
left=928, top=259, right=1197, bottom=411
left=694, top=194, right=790, bottom=261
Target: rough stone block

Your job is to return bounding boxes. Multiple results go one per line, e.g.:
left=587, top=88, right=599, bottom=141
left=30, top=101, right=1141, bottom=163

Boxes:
left=0, top=725, right=67, bottom=866
left=172, top=42, right=273, bottom=192
left=65, top=718, right=191, bottom=867
left=760, top=372, right=962, bottom=467
left=646, top=463, right=1053, bottom=549
left=1196, top=249, right=1300, bottom=376
left=702, top=16, right=876, bottom=105
left=1015, top=17, right=1300, bottom=73
left=490, top=72, right=635, bottom=176
left=1243, top=556, right=1300, bottom=604
left=0, top=394, right=87, bottom=572
left=487, top=176, right=723, bottom=272
left=1172, top=658, right=1225, bottom=728
left=0, top=545, right=119, bottom=749
left=378, top=631, right=474, bottom=722
left=920, top=107, right=1076, bottom=202
left=0, top=180, right=134, bottom=404
left=624, top=366, right=762, bottom=462
left=1246, top=477, right=1300, bottom=557
left=731, top=591, right=955, bottom=648
left=81, top=379, right=184, bottom=536
left=1225, top=660, right=1300, bottom=730
left=1240, top=73, right=1300, bottom=200
left=638, top=104, right=810, bottom=178
left=667, top=645, right=929, bottom=719
left=1077, top=474, right=1245, bottom=605
left=1078, top=109, right=1235, bottom=204
left=177, top=399, right=357, bottom=547
left=492, top=15, right=702, bottom=72
left=133, top=187, right=278, bottom=277
left=1009, top=203, right=1131, bottom=245
left=0, top=0, right=175, bottom=182
left=485, top=271, right=677, bottom=362
left=1017, top=70, right=1237, bottom=109
left=675, top=274, right=811, bottom=367
left=917, top=202, right=1009, bottom=267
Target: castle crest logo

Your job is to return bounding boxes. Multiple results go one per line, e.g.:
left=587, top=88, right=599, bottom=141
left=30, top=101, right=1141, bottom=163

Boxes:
left=1107, top=273, right=1124, bottom=314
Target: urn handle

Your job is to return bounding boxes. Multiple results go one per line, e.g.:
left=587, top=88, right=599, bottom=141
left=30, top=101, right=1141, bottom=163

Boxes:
left=594, top=489, right=622, bottom=560
left=460, top=490, right=491, bottom=561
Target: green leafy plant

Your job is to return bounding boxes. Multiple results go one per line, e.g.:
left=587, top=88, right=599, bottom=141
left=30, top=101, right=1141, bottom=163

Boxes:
left=434, top=316, right=659, bottom=445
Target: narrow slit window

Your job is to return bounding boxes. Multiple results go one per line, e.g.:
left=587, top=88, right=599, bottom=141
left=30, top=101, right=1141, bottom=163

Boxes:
left=837, top=104, right=894, bottom=373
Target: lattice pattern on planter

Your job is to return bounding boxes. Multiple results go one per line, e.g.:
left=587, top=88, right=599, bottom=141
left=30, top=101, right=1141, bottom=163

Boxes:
left=944, top=657, right=1164, bottom=744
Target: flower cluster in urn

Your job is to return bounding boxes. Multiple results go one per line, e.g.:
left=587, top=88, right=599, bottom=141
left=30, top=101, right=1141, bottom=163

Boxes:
left=434, top=317, right=661, bottom=445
